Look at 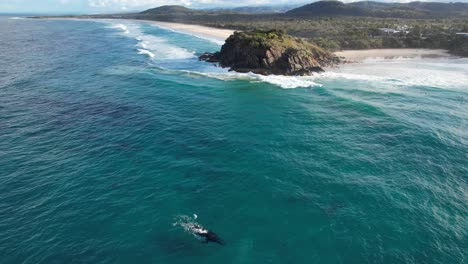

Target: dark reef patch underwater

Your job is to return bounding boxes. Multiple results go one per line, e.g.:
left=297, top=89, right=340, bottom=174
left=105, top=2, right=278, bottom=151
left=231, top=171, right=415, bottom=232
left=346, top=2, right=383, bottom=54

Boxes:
left=0, top=17, right=467, bottom=264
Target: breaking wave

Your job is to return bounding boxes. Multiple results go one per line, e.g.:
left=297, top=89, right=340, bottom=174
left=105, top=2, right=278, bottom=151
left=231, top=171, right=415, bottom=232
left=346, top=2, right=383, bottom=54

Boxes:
left=107, top=22, right=195, bottom=60
left=255, top=74, right=323, bottom=89
left=153, top=58, right=468, bottom=90
left=327, top=58, right=468, bottom=90
left=108, top=23, right=130, bottom=34
left=137, top=49, right=155, bottom=58
left=166, top=69, right=323, bottom=89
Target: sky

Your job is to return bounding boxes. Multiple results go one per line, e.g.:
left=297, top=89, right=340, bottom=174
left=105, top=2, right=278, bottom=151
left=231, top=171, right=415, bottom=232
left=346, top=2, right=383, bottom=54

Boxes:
left=0, top=0, right=466, bottom=14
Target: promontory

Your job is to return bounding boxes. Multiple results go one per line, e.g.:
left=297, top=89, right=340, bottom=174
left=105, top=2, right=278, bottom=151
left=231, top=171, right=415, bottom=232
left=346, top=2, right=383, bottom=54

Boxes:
left=199, top=30, right=340, bottom=76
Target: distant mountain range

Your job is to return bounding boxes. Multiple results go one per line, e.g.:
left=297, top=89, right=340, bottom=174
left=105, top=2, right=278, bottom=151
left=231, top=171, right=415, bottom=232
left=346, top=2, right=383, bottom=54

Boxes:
left=141, top=4, right=300, bottom=15
left=286, top=1, right=468, bottom=18
left=140, top=1, right=468, bottom=19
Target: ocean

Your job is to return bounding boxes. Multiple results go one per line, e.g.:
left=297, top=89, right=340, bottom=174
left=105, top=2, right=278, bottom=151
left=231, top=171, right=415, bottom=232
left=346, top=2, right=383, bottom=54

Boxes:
left=0, top=17, right=466, bottom=264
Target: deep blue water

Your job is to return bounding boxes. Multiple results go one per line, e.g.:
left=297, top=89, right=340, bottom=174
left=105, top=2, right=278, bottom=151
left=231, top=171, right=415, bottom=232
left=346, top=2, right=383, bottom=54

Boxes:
left=0, top=17, right=467, bottom=264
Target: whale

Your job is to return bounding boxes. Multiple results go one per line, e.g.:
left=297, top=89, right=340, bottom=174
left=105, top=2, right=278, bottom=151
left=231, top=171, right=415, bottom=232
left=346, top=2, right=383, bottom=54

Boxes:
left=186, top=222, right=225, bottom=245
left=175, top=214, right=225, bottom=246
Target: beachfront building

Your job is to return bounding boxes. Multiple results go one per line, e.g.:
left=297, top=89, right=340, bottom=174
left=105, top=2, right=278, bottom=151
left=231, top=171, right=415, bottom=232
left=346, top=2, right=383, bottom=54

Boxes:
left=379, top=26, right=410, bottom=35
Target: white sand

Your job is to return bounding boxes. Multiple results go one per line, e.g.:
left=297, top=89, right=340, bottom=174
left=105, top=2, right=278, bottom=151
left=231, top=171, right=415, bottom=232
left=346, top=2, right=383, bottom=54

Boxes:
left=141, top=20, right=235, bottom=41
left=335, top=49, right=451, bottom=61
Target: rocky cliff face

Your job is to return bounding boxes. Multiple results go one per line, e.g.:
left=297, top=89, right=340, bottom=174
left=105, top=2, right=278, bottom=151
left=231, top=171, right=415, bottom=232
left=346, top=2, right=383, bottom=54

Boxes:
left=199, top=30, right=340, bottom=76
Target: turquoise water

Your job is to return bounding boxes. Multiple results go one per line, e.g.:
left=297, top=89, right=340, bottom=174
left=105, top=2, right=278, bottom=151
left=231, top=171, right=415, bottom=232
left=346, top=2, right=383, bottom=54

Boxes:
left=0, top=17, right=467, bottom=263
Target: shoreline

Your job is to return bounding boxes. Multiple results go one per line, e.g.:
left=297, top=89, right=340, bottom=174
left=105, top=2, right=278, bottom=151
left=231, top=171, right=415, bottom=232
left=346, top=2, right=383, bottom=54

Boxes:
left=134, top=21, right=454, bottom=61
left=335, top=48, right=451, bottom=61
left=39, top=18, right=455, bottom=61
left=138, top=20, right=235, bottom=41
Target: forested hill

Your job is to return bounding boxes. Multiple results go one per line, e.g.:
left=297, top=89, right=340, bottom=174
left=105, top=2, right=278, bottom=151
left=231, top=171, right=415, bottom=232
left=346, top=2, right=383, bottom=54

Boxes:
left=286, top=1, right=468, bottom=19
left=139, top=1, right=468, bottom=19
left=141, top=5, right=203, bottom=16
left=207, top=4, right=301, bottom=13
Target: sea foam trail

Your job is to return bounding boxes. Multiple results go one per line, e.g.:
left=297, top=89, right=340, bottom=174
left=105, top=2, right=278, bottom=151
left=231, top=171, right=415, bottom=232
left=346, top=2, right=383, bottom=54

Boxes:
left=174, top=69, right=323, bottom=89
left=107, top=22, right=195, bottom=60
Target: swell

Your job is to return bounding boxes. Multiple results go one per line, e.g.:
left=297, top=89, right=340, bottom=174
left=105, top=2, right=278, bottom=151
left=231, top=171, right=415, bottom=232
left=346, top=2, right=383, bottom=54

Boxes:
left=106, top=22, right=194, bottom=60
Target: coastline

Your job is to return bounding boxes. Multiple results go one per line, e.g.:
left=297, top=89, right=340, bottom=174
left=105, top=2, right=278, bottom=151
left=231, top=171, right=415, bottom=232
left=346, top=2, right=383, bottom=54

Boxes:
left=139, top=20, right=235, bottom=41
left=41, top=18, right=455, bottom=61
left=135, top=21, right=453, bottom=61
left=335, top=48, right=451, bottom=61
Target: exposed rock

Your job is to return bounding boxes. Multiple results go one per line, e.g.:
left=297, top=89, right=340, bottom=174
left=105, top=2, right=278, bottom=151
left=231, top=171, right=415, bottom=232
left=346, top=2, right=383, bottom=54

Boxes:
left=199, top=30, right=340, bottom=76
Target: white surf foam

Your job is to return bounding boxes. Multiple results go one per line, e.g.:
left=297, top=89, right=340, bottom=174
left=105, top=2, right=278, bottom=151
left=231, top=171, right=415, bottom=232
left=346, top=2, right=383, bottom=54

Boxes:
left=171, top=68, right=323, bottom=89
left=197, top=58, right=467, bottom=90
left=153, top=56, right=468, bottom=90
left=108, top=23, right=130, bottom=34
left=137, top=49, right=155, bottom=58
left=255, top=74, right=323, bottom=89
left=319, top=71, right=392, bottom=82
left=173, top=214, right=207, bottom=241
left=329, top=58, right=468, bottom=90
left=107, top=22, right=195, bottom=60
left=136, top=33, right=195, bottom=60
left=9, top=17, right=25, bottom=20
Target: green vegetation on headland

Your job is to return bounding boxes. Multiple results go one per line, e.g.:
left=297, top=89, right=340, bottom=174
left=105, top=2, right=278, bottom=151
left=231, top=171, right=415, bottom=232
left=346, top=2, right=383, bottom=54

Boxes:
left=37, top=1, right=468, bottom=57
left=199, top=30, right=340, bottom=75
left=210, top=17, right=468, bottom=56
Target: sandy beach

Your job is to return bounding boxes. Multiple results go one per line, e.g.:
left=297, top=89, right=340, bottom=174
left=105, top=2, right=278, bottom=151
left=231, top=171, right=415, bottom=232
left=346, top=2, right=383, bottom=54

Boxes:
left=56, top=18, right=455, bottom=61
left=141, top=20, right=235, bottom=41
left=141, top=22, right=452, bottom=61
left=335, top=49, right=451, bottom=61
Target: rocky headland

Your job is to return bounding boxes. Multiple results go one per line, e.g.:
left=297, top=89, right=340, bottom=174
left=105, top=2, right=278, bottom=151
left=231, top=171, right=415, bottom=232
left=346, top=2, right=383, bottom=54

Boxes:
left=199, top=30, right=340, bottom=76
